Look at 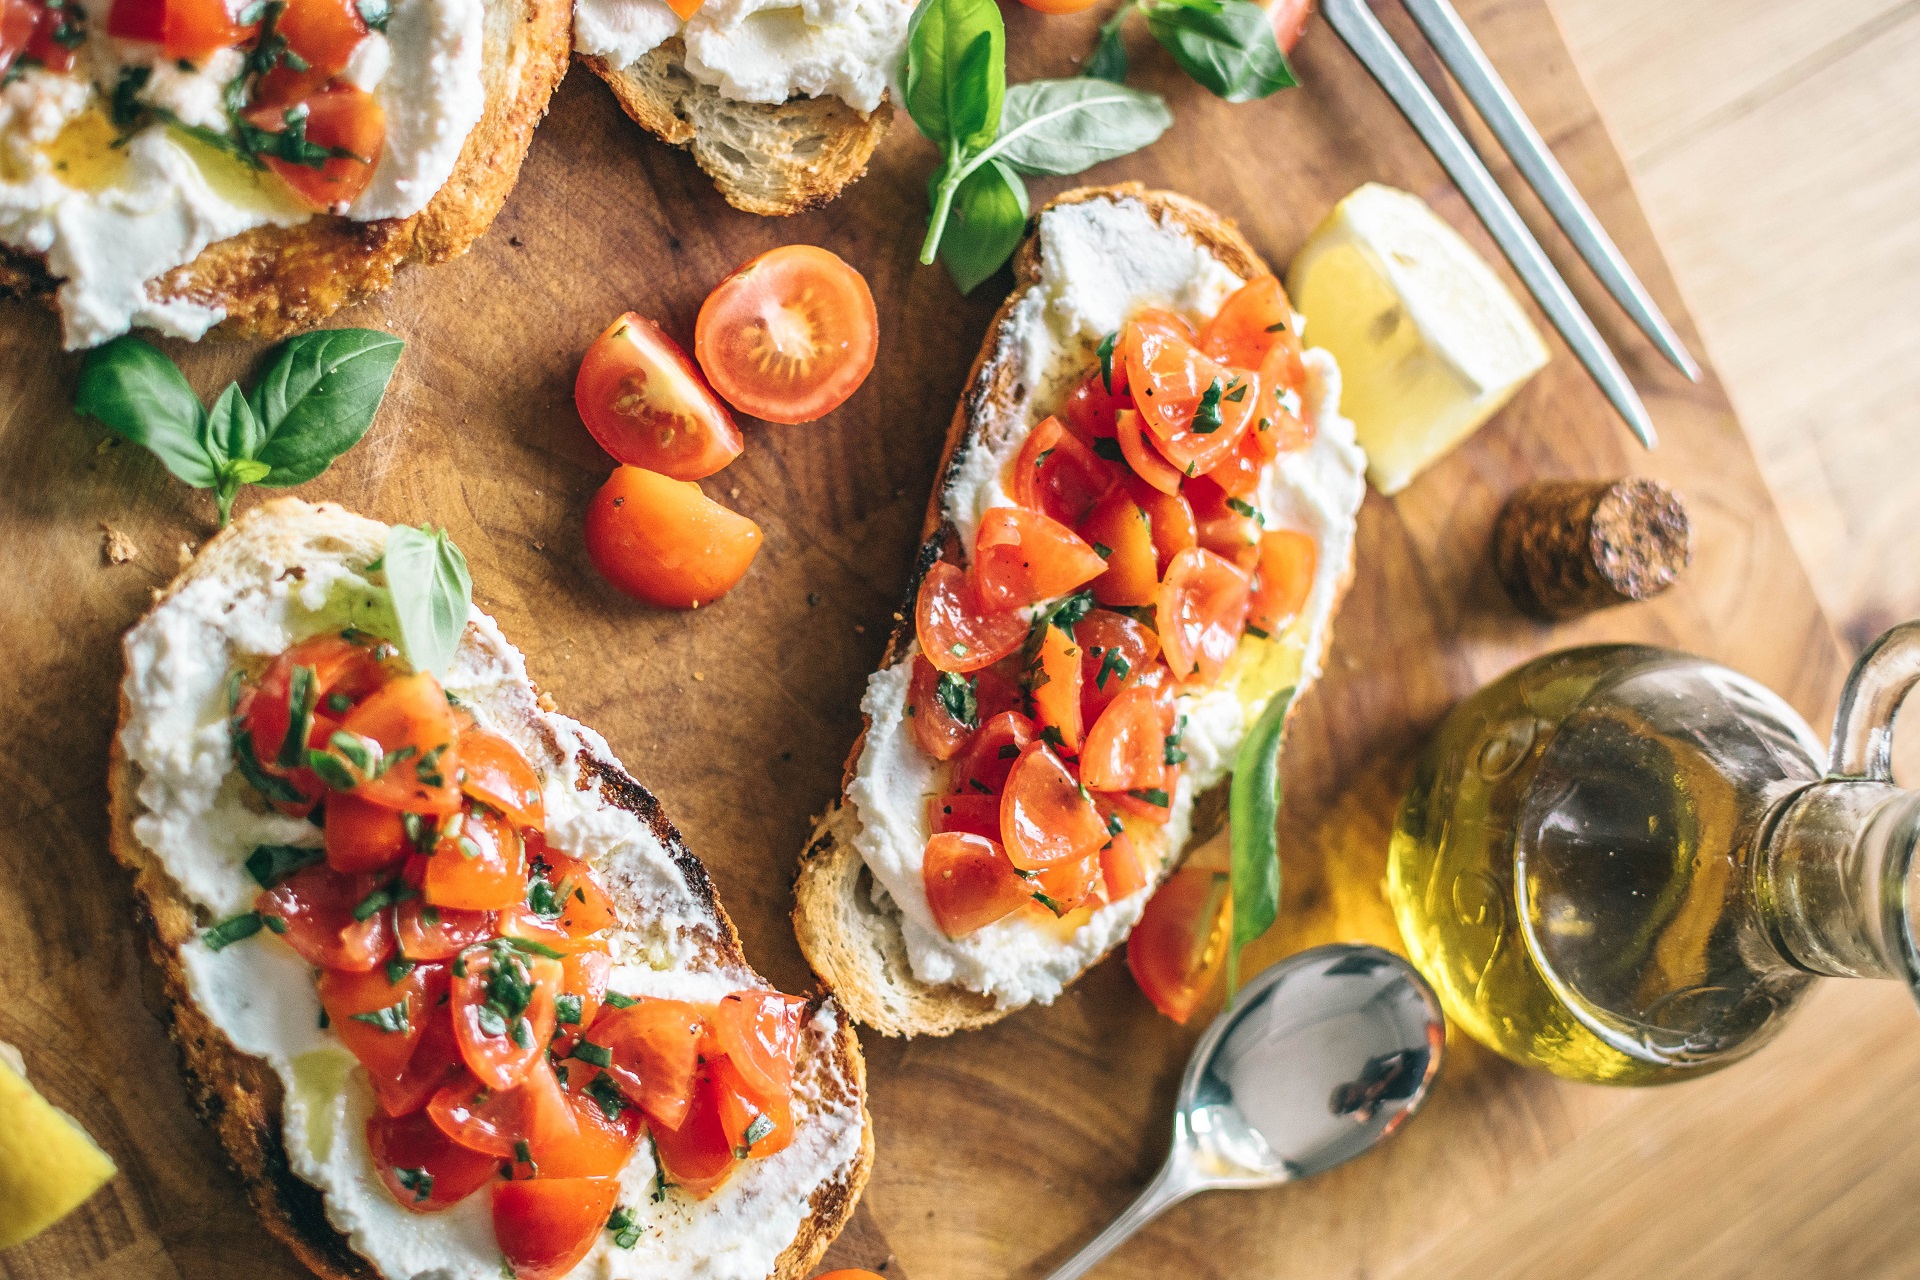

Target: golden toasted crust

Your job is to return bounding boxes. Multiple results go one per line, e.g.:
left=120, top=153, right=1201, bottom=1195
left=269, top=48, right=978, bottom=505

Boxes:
left=792, top=184, right=1358, bottom=1038
left=581, top=40, right=891, bottom=217
left=106, top=499, right=870, bottom=1280
left=2, top=0, right=571, bottom=343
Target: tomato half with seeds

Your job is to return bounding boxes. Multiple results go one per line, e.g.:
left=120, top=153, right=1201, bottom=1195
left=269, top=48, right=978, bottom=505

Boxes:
left=710, top=990, right=807, bottom=1101
left=1249, top=529, right=1317, bottom=638
left=369, top=1108, right=501, bottom=1212
left=585, top=465, right=763, bottom=609
left=650, top=1069, right=737, bottom=1198
left=533, top=848, right=620, bottom=939
left=257, top=866, right=395, bottom=971
left=971, top=506, right=1108, bottom=612
left=325, top=792, right=411, bottom=874
left=1081, top=686, right=1172, bottom=794
left=1032, top=851, right=1102, bottom=916
left=253, top=0, right=368, bottom=105
left=493, top=1176, right=621, bottom=1280
left=947, top=710, right=1035, bottom=798
left=456, top=729, right=544, bottom=828
left=1140, top=367, right=1261, bottom=481
left=319, top=962, right=445, bottom=1079
left=338, top=671, right=462, bottom=814
left=1077, top=487, right=1157, bottom=609
left=451, top=946, right=560, bottom=1090
left=927, top=792, right=1001, bottom=840
left=1115, top=407, right=1184, bottom=496
left=922, top=831, right=1028, bottom=938
left=247, top=86, right=385, bottom=213
left=1029, top=622, right=1084, bottom=754
left=395, top=900, right=494, bottom=961
left=915, top=560, right=1027, bottom=675
left=1128, top=865, right=1232, bottom=1024
left=588, top=998, right=706, bottom=1131
left=1011, top=415, right=1117, bottom=527
left=369, top=1006, right=466, bottom=1118
left=539, top=1061, right=644, bottom=1178
left=428, top=1058, right=577, bottom=1159
left=575, top=314, right=743, bottom=480
left=1000, top=741, right=1108, bottom=870
left=712, top=1052, right=793, bottom=1159
left=1075, top=609, right=1160, bottom=725
left=1157, top=548, right=1253, bottom=683
left=423, top=804, right=526, bottom=911
left=694, top=244, right=878, bottom=425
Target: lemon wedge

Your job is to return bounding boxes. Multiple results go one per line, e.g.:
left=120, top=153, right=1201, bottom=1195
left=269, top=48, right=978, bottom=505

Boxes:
left=1286, top=183, right=1549, bottom=495
left=0, top=1041, right=117, bottom=1250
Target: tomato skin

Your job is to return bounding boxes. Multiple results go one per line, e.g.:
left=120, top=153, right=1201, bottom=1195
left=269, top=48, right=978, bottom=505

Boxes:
left=1, top=0, right=39, bottom=76
left=539, top=1061, right=644, bottom=1178
left=915, top=560, right=1028, bottom=675
left=1141, top=366, right=1261, bottom=481
left=319, top=962, right=445, bottom=1080
left=574, top=314, right=744, bottom=480
left=1011, top=415, right=1117, bottom=527
left=694, top=244, right=878, bottom=425
left=1032, top=852, right=1101, bottom=916
left=1075, top=609, right=1160, bottom=726
left=971, top=506, right=1108, bottom=613
left=584, top=466, right=763, bottom=609
left=1187, top=475, right=1262, bottom=573
left=1123, top=311, right=1224, bottom=441
left=427, top=1058, right=577, bottom=1160
left=1081, top=686, right=1172, bottom=794
left=907, top=653, right=976, bottom=762
left=1077, top=487, right=1157, bottom=609
left=587, top=998, right=706, bottom=1131
left=1115, top=407, right=1184, bottom=495
left=1128, top=866, right=1231, bottom=1024
left=246, top=86, right=385, bottom=213
left=1100, top=826, right=1150, bottom=900
left=254, top=0, right=368, bottom=104
left=241, top=632, right=391, bottom=812
left=108, top=0, right=250, bottom=59
left=337, top=671, right=463, bottom=814
left=367, top=1108, right=501, bottom=1212
left=1000, top=741, right=1109, bottom=870
left=1128, top=477, right=1197, bottom=576
left=257, top=866, right=395, bottom=971
left=423, top=804, right=526, bottom=911
left=395, top=899, right=494, bottom=961
left=1200, top=276, right=1303, bottom=378
left=1157, top=547, right=1253, bottom=683
left=549, top=947, right=613, bottom=1056
left=492, top=1177, right=622, bottom=1280
left=456, top=729, right=544, bottom=828
left=712, top=1052, right=793, bottom=1159
left=710, top=990, right=807, bottom=1102
left=922, top=831, right=1031, bottom=938
left=324, top=792, right=411, bottom=874
left=1064, top=368, right=1129, bottom=439
left=450, top=946, right=561, bottom=1090
left=1249, top=529, right=1317, bottom=638
left=927, top=792, right=1001, bottom=840
left=369, top=1005, right=466, bottom=1118
left=650, top=1069, right=739, bottom=1198
left=1265, top=0, right=1312, bottom=50
left=947, top=710, right=1035, bottom=798
left=1029, top=622, right=1084, bottom=754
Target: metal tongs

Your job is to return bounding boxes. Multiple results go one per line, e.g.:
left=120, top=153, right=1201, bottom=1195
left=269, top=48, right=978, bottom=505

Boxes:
left=1318, top=0, right=1700, bottom=448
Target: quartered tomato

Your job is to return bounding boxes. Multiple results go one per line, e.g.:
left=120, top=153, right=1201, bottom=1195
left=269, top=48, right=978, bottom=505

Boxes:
left=450, top=945, right=560, bottom=1090
left=427, top=1058, right=577, bottom=1160
left=367, top=1108, right=500, bottom=1212
left=423, top=804, right=526, bottom=911
left=1075, top=609, right=1160, bottom=725
left=550, top=948, right=613, bottom=1055
left=1031, top=851, right=1102, bottom=916
left=246, top=86, right=385, bottom=212
left=1064, top=365, right=1129, bottom=439
left=1128, top=865, right=1231, bottom=1024
left=709, top=990, right=806, bottom=1101
left=1200, top=275, right=1306, bottom=388
left=395, top=899, right=494, bottom=961
left=1029, top=622, right=1084, bottom=754
left=1115, top=407, right=1184, bottom=496
left=1122, top=310, right=1224, bottom=441
left=587, top=997, right=706, bottom=1130
left=1157, top=548, right=1252, bottom=683
left=319, top=962, right=445, bottom=1079
left=240, top=632, right=390, bottom=806
left=1010, top=415, right=1116, bottom=527
left=649, top=1068, right=737, bottom=1198
left=574, top=314, right=743, bottom=480
left=540, top=1061, right=644, bottom=1178
left=712, top=1052, right=793, bottom=1159
left=253, top=0, right=368, bottom=104
left=7, top=0, right=77, bottom=73
left=971, top=506, right=1108, bottom=612
left=1249, top=529, right=1317, bottom=638
left=336, top=671, right=462, bottom=814
left=493, top=1177, right=621, bottom=1280
left=457, top=729, right=544, bottom=828
left=1099, top=826, right=1149, bottom=900
left=1081, top=686, right=1172, bottom=795
left=1000, top=741, right=1107, bottom=870
left=1129, top=477, right=1198, bottom=575
left=257, top=866, right=394, bottom=971
left=1139, top=366, right=1261, bottom=480
left=926, top=792, right=1001, bottom=840
left=1077, top=487, right=1157, bottom=608
left=915, top=561, right=1027, bottom=675
left=108, top=0, right=250, bottom=60
left=907, top=654, right=976, bottom=761
left=1187, top=475, right=1262, bottom=572
left=527, top=846, right=619, bottom=939
left=694, top=244, right=878, bottom=425
left=369, top=1005, right=466, bottom=1118
left=922, top=831, right=1029, bottom=938
left=947, top=710, right=1034, bottom=798
left=584, top=465, right=763, bottom=609
left=324, top=792, right=410, bottom=873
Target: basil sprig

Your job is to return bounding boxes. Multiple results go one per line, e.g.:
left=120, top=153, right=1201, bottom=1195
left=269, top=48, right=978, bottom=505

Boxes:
left=382, top=525, right=473, bottom=679
left=1089, top=0, right=1298, bottom=104
left=75, top=329, right=403, bottom=525
left=904, top=0, right=1172, bottom=293
left=1226, top=685, right=1294, bottom=998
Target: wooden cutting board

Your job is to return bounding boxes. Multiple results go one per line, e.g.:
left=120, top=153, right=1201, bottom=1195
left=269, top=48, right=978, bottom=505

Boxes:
left=0, top=2, right=1856, bottom=1277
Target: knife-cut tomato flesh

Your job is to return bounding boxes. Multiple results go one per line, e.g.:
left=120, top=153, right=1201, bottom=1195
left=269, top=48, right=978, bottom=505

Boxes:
left=916, top=560, right=1028, bottom=675
left=1011, top=414, right=1117, bottom=527
left=971, top=506, right=1108, bottom=613
left=1158, top=547, right=1253, bottom=683
left=1128, top=866, right=1232, bottom=1024
left=922, top=831, right=1032, bottom=937
left=1000, top=742, right=1108, bottom=870
left=493, top=1177, right=621, bottom=1280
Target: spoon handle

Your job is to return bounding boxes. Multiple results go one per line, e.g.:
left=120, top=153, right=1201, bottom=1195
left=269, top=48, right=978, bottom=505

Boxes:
left=1043, top=1151, right=1204, bottom=1280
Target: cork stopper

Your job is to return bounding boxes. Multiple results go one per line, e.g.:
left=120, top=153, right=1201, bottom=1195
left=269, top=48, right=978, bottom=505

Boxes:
left=1493, top=478, right=1691, bottom=619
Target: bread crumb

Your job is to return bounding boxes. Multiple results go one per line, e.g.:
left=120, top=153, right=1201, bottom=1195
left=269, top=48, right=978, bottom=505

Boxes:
left=177, top=542, right=196, bottom=568
left=891, top=612, right=903, bottom=622
left=854, top=624, right=865, bottom=634
left=536, top=692, right=557, bottom=713
left=693, top=672, right=705, bottom=681
left=100, top=523, right=137, bottom=564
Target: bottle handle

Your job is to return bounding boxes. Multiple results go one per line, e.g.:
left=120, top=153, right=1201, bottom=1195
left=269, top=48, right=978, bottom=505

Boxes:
left=1829, top=621, right=1920, bottom=781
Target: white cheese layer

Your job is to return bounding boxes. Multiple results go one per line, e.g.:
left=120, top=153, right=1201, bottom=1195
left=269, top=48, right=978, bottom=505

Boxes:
left=572, top=0, right=907, bottom=114
left=847, top=195, right=1368, bottom=1011
left=120, top=532, right=864, bottom=1280
left=0, top=0, right=485, bottom=349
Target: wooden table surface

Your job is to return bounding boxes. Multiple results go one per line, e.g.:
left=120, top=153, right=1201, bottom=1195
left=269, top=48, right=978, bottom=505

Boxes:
left=0, top=1, right=1912, bottom=1278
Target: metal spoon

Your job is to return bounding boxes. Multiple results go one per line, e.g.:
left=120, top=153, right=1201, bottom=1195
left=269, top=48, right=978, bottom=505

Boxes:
left=1044, top=944, right=1446, bottom=1280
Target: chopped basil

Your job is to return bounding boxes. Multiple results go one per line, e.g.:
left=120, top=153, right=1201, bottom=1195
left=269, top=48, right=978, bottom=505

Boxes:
left=1091, top=437, right=1125, bottom=463
left=1223, top=381, right=1248, bottom=403
left=968, top=778, right=993, bottom=794
left=304, top=747, right=359, bottom=792
left=1165, top=715, right=1188, bottom=766
left=1192, top=377, right=1225, bottom=435
left=1092, top=541, right=1113, bottom=560
left=499, top=935, right=567, bottom=960
left=555, top=994, right=583, bottom=1025
left=456, top=836, right=482, bottom=860
left=935, top=670, right=979, bottom=730
left=743, top=1114, right=775, bottom=1147
left=572, top=1040, right=613, bottom=1068
left=527, top=877, right=564, bottom=919
left=402, top=811, right=439, bottom=853
left=325, top=692, right=352, bottom=714
left=1096, top=647, right=1131, bottom=690
left=385, top=958, right=415, bottom=984
left=513, top=1139, right=535, bottom=1172
left=275, top=666, right=317, bottom=769
left=318, top=1007, right=330, bottom=1030
left=263, top=914, right=288, bottom=934
left=204, top=912, right=264, bottom=951
left=352, top=881, right=415, bottom=922
left=1264, top=320, right=1288, bottom=333
left=1106, top=811, right=1125, bottom=837
left=394, top=1166, right=433, bottom=1203
left=1097, top=331, right=1118, bottom=392
left=1048, top=589, right=1097, bottom=631
left=1226, top=496, right=1263, bottom=524
left=416, top=742, right=450, bottom=788
left=355, top=0, right=389, bottom=28
left=1031, top=890, right=1064, bottom=914
left=1129, top=787, right=1170, bottom=807
left=996, top=744, right=1021, bottom=760
left=1245, top=624, right=1270, bottom=640
left=607, top=1206, right=641, bottom=1249
left=510, top=1017, right=534, bottom=1050
left=349, top=1000, right=410, bottom=1035
left=949, top=641, right=969, bottom=659
left=603, top=991, right=637, bottom=1010
left=586, top=1072, right=628, bottom=1120
left=245, top=843, right=322, bottom=889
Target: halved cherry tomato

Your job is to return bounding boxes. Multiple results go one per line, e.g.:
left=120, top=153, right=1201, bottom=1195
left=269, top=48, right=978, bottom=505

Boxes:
left=915, top=560, right=1027, bottom=675
left=1077, top=487, right=1157, bottom=608
left=253, top=0, right=368, bottom=105
left=257, top=866, right=394, bottom=971
left=1158, top=548, right=1253, bottom=683
left=337, top=671, right=462, bottom=814
left=550, top=947, right=613, bottom=1056
left=710, top=990, right=807, bottom=1101
left=694, top=245, right=878, bottom=425
left=588, top=998, right=706, bottom=1131
left=1112, top=782, right=1175, bottom=825
left=907, top=654, right=976, bottom=762
left=369, top=1005, right=466, bottom=1118
left=540, top=1061, right=644, bottom=1177
left=368, top=1108, right=500, bottom=1212
left=971, top=506, right=1108, bottom=612
left=493, top=1177, right=621, bottom=1280
left=246, top=86, right=385, bottom=212
left=456, top=729, right=544, bottom=828
left=395, top=899, right=494, bottom=961
left=1248, top=529, right=1317, bottom=638
left=1128, top=477, right=1197, bottom=575
left=324, top=792, right=410, bottom=874
left=499, top=904, right=595, bottom=957
left=923, top=831, right=1032, bottom=938
left=108, top=0, right=249, bottom=60
left=450, top=945, right=560, bottom=1090
left=1100, top=826, right=1149, bottom=900
left=649, top=1068, right=737, bottom=1198
left=1029, top=622, right=1084, bottom=754
left=1265, top=0, right=1313, bottom=51
left=423, top=804, right=526, bottom=911
left=1075, top=609, right=1160, bottom=725
left=574, top=314, right=743, bottom=480
left=1187, top=475, right=1262, bottom=572
left=428, top=1058, right=577, bottom=1160
left=1064, top=367, right=1129, bottom=439
left=1000, top=741, right=1108, bottom=870
left=1115, top=408, right=1184, bottom=496
left=947, top=710, right=1035, bottom=797
left=1011, top=415, right=1117, bottom=527
left=1128, top=865, right=1231, bottom=1024
left=1032, top=852, right=1101, bottom=916
left=1123, top=310, right=1224, bottom=441
left=319, top=962, right=445, bottom=1079
left=712, top=1052, right=793, bottom=1159
left=927, top=792, right=1001, bottom=840
left=584, top=465, right=763, bottom=609
left=1081, top=686, right=1172, bottom=794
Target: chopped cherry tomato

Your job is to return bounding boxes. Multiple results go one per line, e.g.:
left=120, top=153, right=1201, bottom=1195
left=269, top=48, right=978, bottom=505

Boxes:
left=1115, top=407, right=1184, bottom=496
left=1187, top=475, right=1262, bottom=572
left=492, top=1177, right=621, bottom=1280
left=1128, top=865, right=1231, bottom=1023
left=257, top=866, right=394, bottom=971
left=1032, top=852, right=1101, bottom=916
left=8, top=0, right=76, bottom=72
left=550, top=947, right=613, bottom=1055
left=337, top=671, right=462, bottom=814
left=1000, top=741, right=1108, bottom=870
left=1029, top=622, right=1084, bottom=754
left=947, top=710, right=1034, bottom=797
left=540, top=1061, right=644, bottom=1177
left=710, top=990, right=807, bottom=1102
left=254, top=0, right=368, bottom=105
left=498, top=904, right=594, bottom=956
left=971, top=506, right=1108, bottom=613
left=1140, top=366, right=1260, bottom=480
left=423, top=804, right=526, bottom=911
left=1, top=0, right=38, bottom=76
left=319, top=962, right=444, bottom=1079
left=712, top=1052, right=793, bottom=1159
left=1064, top=367, right=1129, bottom=439
left=450, top=945, right=560, bottom=1090
left=395, top=899, right=494, bottom=961
left=324, top=792, right=410, bottom=874
left=1081, top=686, right=1172, bottom=794
left=584, top=465, right=763, bottom=609
left=649, top=1068, right=737, bottom=1198
left=1128, top=477, right=1197, bottom=575
left=915, top=560, right=1027, bottom=675
left=1249, top=529, right=1317, bottom=638
left=369, top=1005, right=466, bottom=1118
left=574, top=314, right=743, bottom=480
left=1264, top=0, right=1312, bottom=51
left=693, top=244, right=878, bottom=425
left=246, top=86, right=384, bottom=213
left=1075, top=609, right=1160, bottom=725
left=369, top=1108, right=501, bottom=1212
left=1123, top=310, right=1224, bottom=441
left=1158, top=548, right=1253, bottom=683
left=527, top=846, right=619, bottom=938
left=456, top=729, right=544, bottom=828
left=1199, top=276, right=1304, bottom=383
left=241, top=632, right=390, bottom=805
left=1100, top=826, right=1150, bottom=900
left=1010, top=415, right=1117, bottom=527
left=428, top=1058, right=577, bottom=1160
left=588, top=998, right=706, bottom=1130
left=1077, top=486, right=1157, bottom=608
left=927, top=792, right=1000, bottom=840
left=907, top=654, right=976, bottom=762
left=108, top=0, right=249, bottom=60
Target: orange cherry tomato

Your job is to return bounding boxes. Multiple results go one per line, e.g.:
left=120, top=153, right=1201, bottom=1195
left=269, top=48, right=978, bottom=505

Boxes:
left=1099, top=826, right=1149, bottom=900
left=369, top=1005, right=466, bottom=1118
left=971, top=506, right=1108, bottom=613
left=1011, top=415, right=1118, bottom=527
left=1064, top=366, right=1130, bottom=440
left=1032, top=852, right=1101, bottom=916
left=907, top=653, right=975, bottom=762
left=492, top=1176, right=621, bottom=1280
left=456, top=729, right=544, bottom=828
left=915, top=560, right=1028, bottom=675
left=450, top=945, right=560, bottom=1090
left=1081, top=686, right=1172, bottom=794
left=499, top=903, right=596, bottom=957
left=240, top=632, right=390, bottom=811
left=1075, top=609, right=1160, bottom=726
left=922, top=831, right=1030, bottom=938
left=337, top=671, right=462, bottom=815
left=428, top=1058, right=578, bottom=1160
left=526, top=846, right=620, bottom=939
left=395, top=900, right=494, bottom=961
left=324, top=792, right=410, bottom=874
left=927, top=792, right=1001, bottom=840
left=584, top=466, right=763, bottom=609
left=1140, top=366, right=1260, bottom=481
left=253, top=0, right=367, bottom=104
left=694, top=245, right=878, bottom=425
left=1111, top=782, right=1175, bottom=826
left=1030, top=622, right=1084, bottom=754
left=368, top=1108, right=500, bottom=1212
left=1123, top=311, right=1224, bottom=442
left=588, top=998, right=707, bottom=1131
left=1000, top=741, right=1108, bottom=870
left=1157, top=548, right=1253, bottom=683
left=574, top=314, right=744, bottom=480
left=1127, top=476, right=1197, bottom=576
left=1249, top=529, right=1317, bottom=638
left=539, top=1061, right=644, bottom=1177
left=257, top=866, right=394, bottom=972
left=712, top=1052, right=793, bottom=1159
left=1077, top=487, right=1157, bottom=609
left=710, top=990, right=808, bottom=1101
left=1115, top=407, right=1184, bottom=495
left=1, top=0, right=40, bottom=76
left=319, top=961, right=445, bottom=1079
left=947, top=710, right=1035, bottom=798
left=423, top=804, right=526, bottom=911
left=649, top=1068, right=737, bottom=1198
left=1128, top=865, right=1231, bottom=1024
left=1187, top=474, right=1262, bottom=572
left=246, top=86, right=385, bottom=213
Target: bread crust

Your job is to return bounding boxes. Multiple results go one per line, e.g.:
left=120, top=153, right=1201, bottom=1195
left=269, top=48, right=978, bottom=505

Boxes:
left=106, top=498, right=870, bottom=1280
left=792, top=183, right=1359, bottom=1038
left=2, top=0, right=571, bottom=344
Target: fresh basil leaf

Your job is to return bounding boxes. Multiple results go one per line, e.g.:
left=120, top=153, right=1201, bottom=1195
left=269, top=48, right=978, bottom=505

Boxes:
left=1146, top=0, right=1296, bottom=102
left=1085, top=12, right=1130, bottom=82
left=202, top=382, right=260, bottom=469
left=74, top=336, right=217, bottom=489
left=903, top=0, right=1005, bottom=150
left=935, top=157, right=1028, bottom=295
left=990, top=78, right=1172, bottom=177
left=1227, top=685, right=1294, bottom=998
left=382, top=525, right=472, bottom=679
left=248, top=328, right=403, bottom=486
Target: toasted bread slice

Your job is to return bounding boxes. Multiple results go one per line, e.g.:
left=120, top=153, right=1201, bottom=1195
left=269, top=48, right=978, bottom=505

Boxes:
left=2, top=0, right=570, bottom=345
left=792, top=184, right=1367, bottom=1037
left=107, top=498, right=871, bottom=1280
left=581, top=39, right=891, bottom=217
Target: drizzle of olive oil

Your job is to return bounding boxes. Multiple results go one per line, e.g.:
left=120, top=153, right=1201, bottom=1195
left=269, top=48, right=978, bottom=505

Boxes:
left=43, top=109, right=131, bottom=192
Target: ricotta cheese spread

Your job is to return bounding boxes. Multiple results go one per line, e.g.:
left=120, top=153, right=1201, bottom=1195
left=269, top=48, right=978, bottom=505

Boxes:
left=845, top=195, right=1369, bottom=1011
left=572, top=0, right=908, bottom=115
left=119, top=523, right=865, bottom=1280
left=1, top=0, right=486, bottom=349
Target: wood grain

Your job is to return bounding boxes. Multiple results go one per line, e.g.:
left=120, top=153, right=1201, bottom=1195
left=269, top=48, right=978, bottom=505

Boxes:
left=0, top=3, right=1882, bottom=1279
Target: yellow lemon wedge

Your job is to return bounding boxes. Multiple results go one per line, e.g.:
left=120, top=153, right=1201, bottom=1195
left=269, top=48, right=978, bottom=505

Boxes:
left=0, top=1041, right=117, bottom=1249
left=1287, top=183, right=1549, bottom=495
